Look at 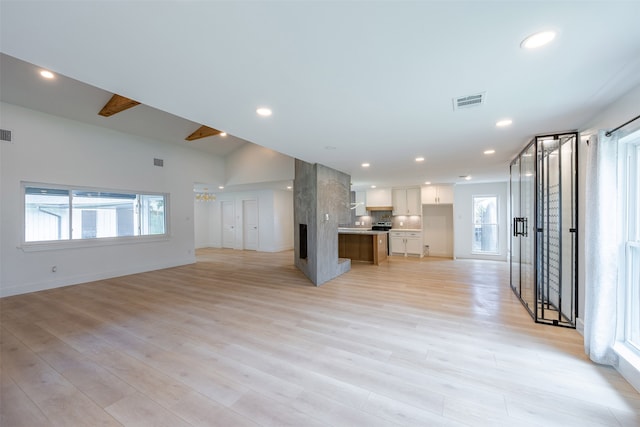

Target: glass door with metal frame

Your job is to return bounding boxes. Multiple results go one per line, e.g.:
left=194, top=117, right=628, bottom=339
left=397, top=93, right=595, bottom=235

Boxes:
left=510, top=143, right=536, bottom=316
left=510, top=132, right=578, bottom=328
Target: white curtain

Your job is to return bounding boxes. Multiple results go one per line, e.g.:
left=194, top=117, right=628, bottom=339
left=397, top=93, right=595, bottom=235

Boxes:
left=584, top=131, right=619, bottom=366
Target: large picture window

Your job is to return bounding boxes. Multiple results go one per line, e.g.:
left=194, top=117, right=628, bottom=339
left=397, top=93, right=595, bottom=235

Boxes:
left=24, top=184, right=167, bottom=244
left=472, top=195, right=499, bottom=254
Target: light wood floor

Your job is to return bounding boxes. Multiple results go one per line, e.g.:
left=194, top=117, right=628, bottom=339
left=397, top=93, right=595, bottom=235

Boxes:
left=1, top=249, right=639, bottom=426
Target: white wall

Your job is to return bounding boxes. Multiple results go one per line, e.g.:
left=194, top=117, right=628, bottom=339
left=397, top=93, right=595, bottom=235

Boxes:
left=0, top=102, right=225, bottom=297
left=273, top=189, right=294, bottom=251
left=422, top=204, right=454, bottom=258
left=194, top=200, right=213, bottom=249
left=197, top=189, right=293, bottom=252
left=225, top=143, right=294, bottom=187
left=453, top=182, right=508, bottom=261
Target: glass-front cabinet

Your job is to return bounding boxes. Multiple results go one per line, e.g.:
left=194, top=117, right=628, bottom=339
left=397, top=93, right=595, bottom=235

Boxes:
left=510, top=132, right=578, bottom=327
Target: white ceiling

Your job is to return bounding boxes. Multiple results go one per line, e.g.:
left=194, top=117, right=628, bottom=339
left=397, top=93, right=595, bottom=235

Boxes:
left=2, top=1, right=640, bottom=191
left=0, top=53, right=250, bottom=159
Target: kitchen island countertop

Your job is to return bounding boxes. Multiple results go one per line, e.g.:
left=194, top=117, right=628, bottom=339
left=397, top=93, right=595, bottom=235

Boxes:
left=338, top=228, right=389, bottom=235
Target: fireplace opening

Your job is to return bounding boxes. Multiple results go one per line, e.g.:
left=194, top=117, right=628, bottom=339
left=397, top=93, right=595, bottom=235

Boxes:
left=299, top=223, right=307, bottom=259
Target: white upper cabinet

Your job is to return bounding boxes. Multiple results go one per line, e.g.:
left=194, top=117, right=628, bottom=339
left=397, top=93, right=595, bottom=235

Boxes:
left=366, top=188, right=393, bottom=208
left=392, top=187, right=421, bottom=215
left=422, top=185, right=453, bottom=204
left=406, top=187, right=422, bottom=213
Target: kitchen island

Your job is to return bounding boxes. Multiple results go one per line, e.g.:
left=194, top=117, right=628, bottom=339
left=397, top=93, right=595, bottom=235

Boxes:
left=338, top=228, right=389, bottom=265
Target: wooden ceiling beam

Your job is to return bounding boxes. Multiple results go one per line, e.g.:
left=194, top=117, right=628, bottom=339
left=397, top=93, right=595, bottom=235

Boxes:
left=98, top=94, right=141, bottom=117
left=185, top=125, right=221, bottom=141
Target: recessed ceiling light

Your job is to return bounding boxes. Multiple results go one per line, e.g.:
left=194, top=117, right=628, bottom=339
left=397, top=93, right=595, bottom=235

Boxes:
left=465, top=176, right=472, bottom=181
left=218, top=186, right=224, bottom=190
left=256, top=107, right=272, bottom=117
left=521, top=30, right=556, bottom=49
left=287, top=186, right=292, bottom=190
left=415, top=157, right=425, bottom=162
left=371, top=185, right=377, bottom=189
left=220, top=132, right=227, bottom=137
left=361, top=163, right=370, bottom=168
left=40, top=70, right=55, bottom=79
left=424, top=181, right=431, bottom=185
left=496, top=119, right=513, bottom=127
left=484, top=149, right=496, bottom=155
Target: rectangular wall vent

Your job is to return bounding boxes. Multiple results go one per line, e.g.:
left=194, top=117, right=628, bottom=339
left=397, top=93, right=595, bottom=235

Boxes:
left=153, top=158, right=164, bottom=167
left=453, top=92, right=486, bottom=110
left=0, top=129, right=12, bottom=142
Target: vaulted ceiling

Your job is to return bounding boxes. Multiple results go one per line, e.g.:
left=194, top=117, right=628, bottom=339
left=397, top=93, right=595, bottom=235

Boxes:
left=2, top=1, right=640, bottom=190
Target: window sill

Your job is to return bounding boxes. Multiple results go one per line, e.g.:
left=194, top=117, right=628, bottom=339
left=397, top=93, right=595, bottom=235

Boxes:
left=19, top=235, right=170, bottom=252
left=613, top=342, right=640, bottom=393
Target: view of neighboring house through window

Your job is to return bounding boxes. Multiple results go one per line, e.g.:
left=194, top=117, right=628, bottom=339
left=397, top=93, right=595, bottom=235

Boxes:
left=473, top=195, right=499, bottom=254
left=24, top=184, right=166, bottom=243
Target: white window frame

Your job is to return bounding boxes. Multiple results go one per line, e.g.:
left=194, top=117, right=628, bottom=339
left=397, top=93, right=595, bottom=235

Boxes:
left=471, top=194, right=500, bottom=255
left=616, top=130, right=640, bottom=357
left=21, top=182, right=170, bottom=252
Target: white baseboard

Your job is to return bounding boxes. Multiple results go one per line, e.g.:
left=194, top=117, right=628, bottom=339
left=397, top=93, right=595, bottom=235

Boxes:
left=0, top=257, right=195, bottom=298
left=576, top=317, right=584, bottom=336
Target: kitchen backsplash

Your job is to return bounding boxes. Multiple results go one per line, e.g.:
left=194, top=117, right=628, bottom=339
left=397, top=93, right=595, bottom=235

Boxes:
left=391, top=215, right=422, bottom=229
left=348, top=211, right=422, bottom=229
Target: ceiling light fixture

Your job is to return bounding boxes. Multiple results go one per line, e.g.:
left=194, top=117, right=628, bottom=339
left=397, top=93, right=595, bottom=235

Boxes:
left=361, top=163, right=370, bottom=168
left=39, top=70, right=55, bottom=79
left=496, top=119, right=513, bottom=127
left=256, top=107, right=272, bottom=117
left=218, top=186, right=224, bottom=190
left=465, top=176, right=472, bottom=181
left=415, top=157, right=425, bottom=162
left=424, top=181, right=431, bottom=185
left=371, top=185, right=377, bottom=189
left=484, top=149, right=496, bottom=155
left=521, top=30, right=556, bottom=49
left=220, top=132, right=227, bottom=137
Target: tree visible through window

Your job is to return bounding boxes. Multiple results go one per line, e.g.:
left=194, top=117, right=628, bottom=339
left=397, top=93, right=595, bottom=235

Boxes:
left=473, top=195, right=499, bottom=253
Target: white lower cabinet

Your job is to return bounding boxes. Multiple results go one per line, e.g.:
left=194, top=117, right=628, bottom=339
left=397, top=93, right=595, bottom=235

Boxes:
left=390, top=230, right=423, bottom=257
left=390, top=235, right=405, bottom=254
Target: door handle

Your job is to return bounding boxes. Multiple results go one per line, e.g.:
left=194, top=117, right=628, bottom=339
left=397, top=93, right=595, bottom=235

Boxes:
left=513, top=217, right=528, bottom=237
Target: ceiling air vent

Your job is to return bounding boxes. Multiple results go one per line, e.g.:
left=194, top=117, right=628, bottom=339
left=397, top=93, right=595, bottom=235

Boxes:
left=0, top=129, right=12, bottom=142
left=153, top=158, right=164, bottom=167
left=453, top=92, right=486, bottom=110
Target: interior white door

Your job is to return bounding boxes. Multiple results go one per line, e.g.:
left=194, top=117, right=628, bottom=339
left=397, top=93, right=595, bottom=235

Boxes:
left=222, top=201, right=235, bottom=248
left=243, top=199, right=258, bottom=250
